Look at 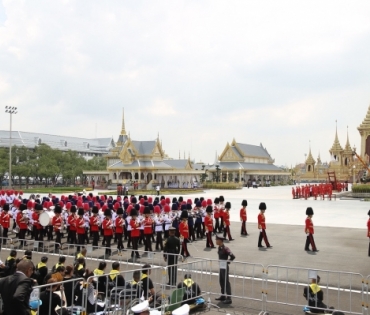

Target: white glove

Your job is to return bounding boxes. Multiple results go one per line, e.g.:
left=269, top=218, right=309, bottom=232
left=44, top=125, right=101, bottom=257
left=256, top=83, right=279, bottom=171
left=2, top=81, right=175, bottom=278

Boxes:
left=259, top=229, right=262, bottom=232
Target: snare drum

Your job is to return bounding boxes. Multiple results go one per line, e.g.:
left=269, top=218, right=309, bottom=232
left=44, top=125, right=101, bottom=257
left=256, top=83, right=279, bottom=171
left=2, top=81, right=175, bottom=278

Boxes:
left=39, top=211, right=55, bottom=227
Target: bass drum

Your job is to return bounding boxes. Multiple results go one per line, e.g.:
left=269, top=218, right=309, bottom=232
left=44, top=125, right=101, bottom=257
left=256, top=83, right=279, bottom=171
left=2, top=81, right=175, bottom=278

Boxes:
left=39, top=211, right=55, bottom=227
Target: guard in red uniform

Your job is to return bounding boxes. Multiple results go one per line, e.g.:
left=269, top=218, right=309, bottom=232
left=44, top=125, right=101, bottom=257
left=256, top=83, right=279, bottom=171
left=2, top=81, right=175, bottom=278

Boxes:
left=219, top=196, right=225, bottom=232
left=367, top=210, right=370, bottom=257
left=240, top=200, right=248, bottom=236
left=76, top=208, right=85, bottom=251
left=179, top=210, right=190, bottom=258
left=115, top=207, right=125, bottom=254
left=223, top=202, right=234, bottom=241
left=257, top=202, right=272, bottom=248
left=52, top=205, right=63, bottom=250
left=205, top=205, right=215, bottom=248
left=33, top=204, right=44, bottom=242
left=0, top=204, right=10, bottom=244
left=68, top=206, right=77, bottom=245
left=142, top=206, right=153, bottom=252
left=304, top=207, right=318, bottom=252
left=102, top=209, right=113, bottom=256
left=130, top=209, right=141, bottom=259
left=90, top=206, right=100, bottom=247
left=17, top=204, right=28, bottom=246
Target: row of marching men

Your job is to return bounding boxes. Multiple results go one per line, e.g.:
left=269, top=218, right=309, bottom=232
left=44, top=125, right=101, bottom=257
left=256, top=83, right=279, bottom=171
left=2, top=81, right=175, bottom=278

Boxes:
left=0, top=193, right=247, bottom=257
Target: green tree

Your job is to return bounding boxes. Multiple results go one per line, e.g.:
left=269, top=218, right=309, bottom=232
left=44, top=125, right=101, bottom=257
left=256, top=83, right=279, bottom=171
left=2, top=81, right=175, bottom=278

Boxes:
left=0, top=148, right=9, bottom=188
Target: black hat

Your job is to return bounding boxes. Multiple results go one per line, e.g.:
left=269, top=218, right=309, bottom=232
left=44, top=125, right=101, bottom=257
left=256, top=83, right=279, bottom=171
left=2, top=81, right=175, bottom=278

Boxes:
left=70, top=205, right=77, bottom=213
left=225, top=202, right=231, bottom=209
left=172, top=197, right=178, bottom=203
left=306, top=207, right=314, bottom=216
left=368, top=210, right=370, bottom=216
left=171, top=204, right=178, bottom=211
left=92, top=206, right=99, bottom=214
left=186, top=204, right=192, bottom=210
left=35, top=204, right=43, bottom=211
left=54, top=205, right=62, bottom=214
left=199, top=197, right=204, bottom=202
left=214, top=197, right=219, bottom=204
left=131, top=197, right=137, bottom=204
left=3, top=204, right=9, bottom=211
left=148, top=204, right=154, bottom=211
left=194, top=198, right=199, bottom=204
left=180, top=210, right=188, bottom=219
left=241, top=200, right=248, bottom=207
left=143, top=206, right=150, bottom=215
left=77, top=208, right=84, bottom=216
left=206, top=205, right=213, bottom=213
left=215, top=233, right=226, bottom=241
left=19, top=204, right=27, bottom=211
left=178, top=196, right=183, bottom=202
left=104, top=209, right=112, bottom=217
left=117, top=208, right=124, bottom=215
left=131, top=209, right=138, bottom=217
left=219, top=196, right=224, bottom=202
left=259, top=202, right=267, bottom=210
left=160, top=195, right=165, bottom=200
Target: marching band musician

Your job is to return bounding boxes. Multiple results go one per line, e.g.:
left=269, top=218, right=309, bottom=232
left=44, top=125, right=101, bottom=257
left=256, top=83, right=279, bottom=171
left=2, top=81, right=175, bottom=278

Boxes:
left=194, top=201, right=203, bottom=239
left=126, top=204, right=132, bottom=247
left=11, top=200, right=19, bottom=236
left=90, top=206, right=100, bottom=246
left=240, top=200, right=248, bottom=236
left=52, top=205, right=63, bottom=250
left=143, top=206, right=153, bottom=252
left=130, top=208, right=141, bottom=259
left=179, top=210, right=190, bottom=259
left=0, top=204, right=10, bottom=244
left=154, top=205, right=164, bottom=251
left=115, top=207, right=125, bottom=254
left=64, top=202, right=71, bottom=242
left=205, top=205, right=215, bottom=248
left=26, top=200, right=34, bottom=237
left=76, top=208, right=86, bottom=251
left=16, top=204, right=29, bottom=246
left=187, top=203, right=196, bottom=242
left=68, top=206, right=77, bottom=245
left=102, top=209, right=114, bottom=256
left=33, top=203, right=44, bottom=242
left=257, top=202, right=272, bottom=249
left=201, top=199, right=208, bottom=237
left=223, top=202, right=234, bottom=241
left=45, top=201, right=54, bottom=241
left=83, top=203, right=90, bottom=245
left=163, top=204, right=173, bottom=239
left=213, top=198, right=220, bottom=232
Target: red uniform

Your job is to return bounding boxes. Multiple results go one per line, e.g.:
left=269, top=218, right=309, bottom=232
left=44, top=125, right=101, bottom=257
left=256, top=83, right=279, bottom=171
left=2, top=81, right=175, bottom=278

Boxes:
left=32, top=212, right=42, bottom=230
left=240, top=207, right=247, bottom=236
left=0, top=212, right=10, bottom=228
left=68, top=214, right=77, bottom=231
left=16, top=212, right=28, bottom=230
left=76, top=217, right=85, bottom=235
left=367, top=218, right=370, bottom=238
left=257, top=213, right=266, bottom=230
left=179, top=221, right=189, bottom=239
left=205, top=216, right=213, bottom=232
left=240, top=208, right=247, bottom=221
left=142, top=217, right=153, bottom=235
left=130, top=219, right=140, bottom=237
left=52, top=216, right=62, bottom=232
left=102, top=218, right=113, bottom=236
left=90, top=216, right=100, bottom=232
left=223, top=210, right=233, bottom=240
left=305, top=217, right=317, bottom=251
left=115, top=217, right=124, bottom=234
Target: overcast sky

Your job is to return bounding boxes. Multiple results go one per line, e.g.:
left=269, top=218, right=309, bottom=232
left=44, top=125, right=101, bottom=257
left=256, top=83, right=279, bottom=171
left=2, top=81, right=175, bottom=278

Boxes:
left=1, top=1, right=370, bottom=167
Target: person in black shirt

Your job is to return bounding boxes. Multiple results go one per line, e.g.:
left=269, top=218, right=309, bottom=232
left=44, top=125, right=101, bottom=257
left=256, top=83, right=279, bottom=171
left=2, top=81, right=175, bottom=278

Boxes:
left=141, top=264, right=155, bottom=302
left=2, top=249, right=17, bottom=277
left=36, top=256, right=48, bottom=285
left=215, top=234, right=235, bottom=305
left=163, top=227, right=180, bottom=286
left=39, top=278, right=65, bottom=315
left=177, top=274, right=201, bottom=305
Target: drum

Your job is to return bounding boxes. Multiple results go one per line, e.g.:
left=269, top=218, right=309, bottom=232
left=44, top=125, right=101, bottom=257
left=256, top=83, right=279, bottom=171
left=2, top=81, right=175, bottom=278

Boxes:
left=39, top=211, right=55, bottom=227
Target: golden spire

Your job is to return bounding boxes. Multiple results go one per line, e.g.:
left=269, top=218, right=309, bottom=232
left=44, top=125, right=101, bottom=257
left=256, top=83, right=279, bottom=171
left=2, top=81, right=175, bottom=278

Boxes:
left=121, top=108, right=127, bottom=135
left=306, top=141, right=316, bottom=164
left=330, top=120, right=343, bottom=153
left=344, top=125, right=352, bottom=153
left=358, top=104, right=370, bottom=131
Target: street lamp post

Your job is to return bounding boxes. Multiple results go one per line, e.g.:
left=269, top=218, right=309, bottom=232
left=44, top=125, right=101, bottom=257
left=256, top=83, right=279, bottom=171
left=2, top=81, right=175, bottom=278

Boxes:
left=5, top=106, right=17, bottom=189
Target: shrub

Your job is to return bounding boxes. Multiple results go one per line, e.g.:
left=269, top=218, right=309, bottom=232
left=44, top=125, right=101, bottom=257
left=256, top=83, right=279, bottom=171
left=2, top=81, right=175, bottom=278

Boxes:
left=202, top=183, right=241, bottom=190
left=352, top=184, right=370, bottom=193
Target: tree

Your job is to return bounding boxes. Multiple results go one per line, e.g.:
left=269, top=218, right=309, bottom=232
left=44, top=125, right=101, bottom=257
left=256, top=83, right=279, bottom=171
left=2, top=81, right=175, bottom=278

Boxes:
left=0, top=148, right=9, bottom=188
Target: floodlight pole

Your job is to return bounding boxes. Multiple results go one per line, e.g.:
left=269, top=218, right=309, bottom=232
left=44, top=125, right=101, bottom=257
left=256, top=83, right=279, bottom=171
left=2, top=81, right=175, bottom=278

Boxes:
left=5, top=106, right=18, bottom=189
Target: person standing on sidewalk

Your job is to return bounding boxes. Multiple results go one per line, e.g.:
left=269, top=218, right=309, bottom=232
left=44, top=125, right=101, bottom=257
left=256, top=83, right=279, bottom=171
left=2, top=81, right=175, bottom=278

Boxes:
left=215, top=234, right=235, bottom=305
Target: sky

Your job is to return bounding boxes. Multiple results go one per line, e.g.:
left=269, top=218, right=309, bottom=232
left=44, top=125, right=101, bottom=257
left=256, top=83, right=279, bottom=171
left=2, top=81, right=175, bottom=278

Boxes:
left=1, top=0, right=370, bottom=167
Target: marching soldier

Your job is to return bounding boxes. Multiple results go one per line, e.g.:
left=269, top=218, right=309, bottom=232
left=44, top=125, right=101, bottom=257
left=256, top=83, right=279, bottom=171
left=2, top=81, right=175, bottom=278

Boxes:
left=219, top=196, right=225, bottom=232
left=240, top=200, right=248, bottom=236
left=130, top=208, right=141, bottom=259
left=143, top=206, right=153, bottom=252
left=213, top=197, right=221, bottom=233
left=215, top=234, right=235, bottom=305
left=76, top=208, right=86, bottom=251
left=0, top=205, right=10, bottom=244
left=52, top=205, right=63, bottom=250
left=257, top=202, right=272, bottom=249
left=223, top=202, right=233, bottom=241
left=102, top=209, right=113, bottom=256
left=205, top=205, right=215, bottom=248
left=68, top=206, right=77, bottom=245
left=90, top=206, right=100, bottom=246
left=116, top=207, right=125, bottom=254
left=305, top=207, right=318, bottom=252
left=154, top=205, right=164, bottom=251
left=179, top=210, right=190, bottom=259
left=163, top=227, right=181, bottom=286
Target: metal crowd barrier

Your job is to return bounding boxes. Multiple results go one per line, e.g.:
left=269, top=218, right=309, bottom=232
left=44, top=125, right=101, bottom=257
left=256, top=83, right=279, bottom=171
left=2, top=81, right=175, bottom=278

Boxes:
left=265, top=265, right=366, bottom=315
left=0, top=236, right=61, bottom=254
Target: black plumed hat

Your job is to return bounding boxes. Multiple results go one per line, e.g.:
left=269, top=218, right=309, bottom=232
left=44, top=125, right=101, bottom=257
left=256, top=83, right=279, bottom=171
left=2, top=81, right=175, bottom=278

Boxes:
left=143, top=206, right=150, bottom=215
left=225, top=202, right=231, bottom=209
left=214, top=197, right=220, bottom=204
left=180, top=210, right=188, bottom=219
left=117, top=208, right=124, bottom=215
left=104, top=209, right=112, bottom=217
left=131, top=209, right=138, bottom=217
left=54, top=205, right=62, bottom=214
left=70, top=205, right=77, bottom=213
left=178, top=196, right=183, bottom=202
left=92, top=206, right=99, bottom=214
left=77, top=208, right=84, bottom=216
left=206, top=205, right=213, bottom=213
left=306, top=207, right=314, bottom=216
left=259, top=202, right=267, bottom=210
left=219, top=196, right=224, bottom=202
left=241, top=200, right=248, bottom=207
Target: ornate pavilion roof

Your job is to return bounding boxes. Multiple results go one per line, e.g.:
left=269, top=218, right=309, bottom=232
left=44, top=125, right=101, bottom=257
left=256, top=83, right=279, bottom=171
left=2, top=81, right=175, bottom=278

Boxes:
left=330, top=124, right=343, bottom=153
left=358, top=105, right=370, bottom=131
